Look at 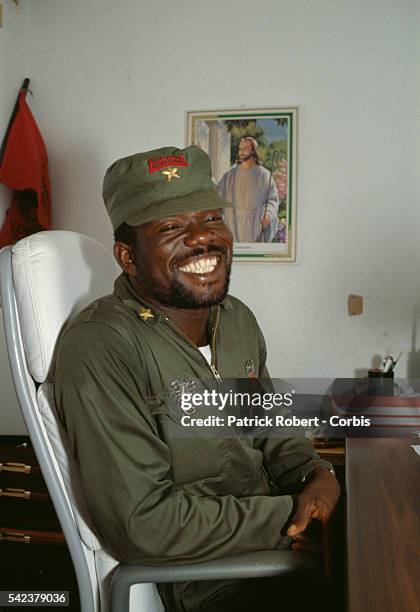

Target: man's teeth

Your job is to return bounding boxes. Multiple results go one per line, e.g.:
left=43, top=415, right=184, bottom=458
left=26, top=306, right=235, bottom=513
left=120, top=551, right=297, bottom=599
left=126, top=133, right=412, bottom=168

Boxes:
left=179, top=257, right=218, bottom=274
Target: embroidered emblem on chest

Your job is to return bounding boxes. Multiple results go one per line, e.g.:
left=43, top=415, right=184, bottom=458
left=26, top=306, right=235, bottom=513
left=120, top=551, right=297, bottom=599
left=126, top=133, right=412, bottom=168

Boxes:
left=168, top=377, right=198, bottom=416
left=245, top=359, right=257, bottom=379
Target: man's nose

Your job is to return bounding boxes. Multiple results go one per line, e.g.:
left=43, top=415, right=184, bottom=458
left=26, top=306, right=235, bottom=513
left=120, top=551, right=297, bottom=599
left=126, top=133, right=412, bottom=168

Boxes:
left=184, top=222, right=214, bottom=247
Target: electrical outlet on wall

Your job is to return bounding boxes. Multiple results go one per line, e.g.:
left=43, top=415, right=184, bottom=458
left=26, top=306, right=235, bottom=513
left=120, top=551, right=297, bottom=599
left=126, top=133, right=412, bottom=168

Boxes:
left=348, top=294, right=363, bottom=316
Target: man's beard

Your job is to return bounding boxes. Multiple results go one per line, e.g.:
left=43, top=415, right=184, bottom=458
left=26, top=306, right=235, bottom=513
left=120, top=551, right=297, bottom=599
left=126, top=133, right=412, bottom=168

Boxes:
left=238, top=152, right=253, bottom=163
left=152, top=249, right=232, bottom=309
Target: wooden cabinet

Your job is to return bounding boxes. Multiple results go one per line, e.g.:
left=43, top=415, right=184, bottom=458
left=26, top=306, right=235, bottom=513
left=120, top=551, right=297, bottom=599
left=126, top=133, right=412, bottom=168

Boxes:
left=0, top=436, right=80, bottom=610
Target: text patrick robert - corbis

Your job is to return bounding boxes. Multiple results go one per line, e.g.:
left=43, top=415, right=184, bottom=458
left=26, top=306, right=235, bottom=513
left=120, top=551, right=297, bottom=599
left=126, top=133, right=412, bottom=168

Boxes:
left=179, top=390, right=371, bottom=428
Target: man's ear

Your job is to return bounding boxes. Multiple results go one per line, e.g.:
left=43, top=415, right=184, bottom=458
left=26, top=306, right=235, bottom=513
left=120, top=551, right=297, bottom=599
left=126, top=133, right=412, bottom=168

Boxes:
left=113, top=242, right=137, bottom=276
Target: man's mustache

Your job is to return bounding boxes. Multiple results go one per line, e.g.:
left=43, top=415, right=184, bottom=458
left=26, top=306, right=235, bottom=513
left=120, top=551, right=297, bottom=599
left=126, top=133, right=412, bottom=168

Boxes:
left=172, top=245, right=229, bottom=269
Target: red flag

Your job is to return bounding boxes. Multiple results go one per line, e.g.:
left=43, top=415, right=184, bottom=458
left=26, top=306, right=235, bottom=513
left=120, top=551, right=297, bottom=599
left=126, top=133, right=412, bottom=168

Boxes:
left=0, top=86, right=51, bottom=247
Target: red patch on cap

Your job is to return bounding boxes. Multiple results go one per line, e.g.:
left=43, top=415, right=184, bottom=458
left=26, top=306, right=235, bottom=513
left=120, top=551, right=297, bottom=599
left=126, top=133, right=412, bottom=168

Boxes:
left=148, top=155, right=189, bottom=174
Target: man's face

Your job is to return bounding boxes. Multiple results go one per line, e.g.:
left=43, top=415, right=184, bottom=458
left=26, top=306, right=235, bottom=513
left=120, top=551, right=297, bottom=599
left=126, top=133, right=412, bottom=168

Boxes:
left=238, top=139, right=255, bottom=163
left=129, top=209, right=233, bottom=309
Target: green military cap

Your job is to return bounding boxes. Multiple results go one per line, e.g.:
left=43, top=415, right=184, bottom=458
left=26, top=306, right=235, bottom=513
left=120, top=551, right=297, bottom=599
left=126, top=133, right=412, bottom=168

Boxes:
left=103, top=145, right=231, bottom=230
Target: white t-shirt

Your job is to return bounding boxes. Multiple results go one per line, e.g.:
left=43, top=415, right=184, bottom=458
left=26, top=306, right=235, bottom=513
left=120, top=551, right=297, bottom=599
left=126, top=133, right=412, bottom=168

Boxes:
left=198, top=344, right=211, bottom=365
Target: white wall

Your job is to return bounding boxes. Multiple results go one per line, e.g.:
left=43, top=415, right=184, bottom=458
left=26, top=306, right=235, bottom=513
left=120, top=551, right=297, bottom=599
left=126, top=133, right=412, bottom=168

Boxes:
left=1, top=0, right=419, bottom=431
left=0, top=0, right=28, bottom=433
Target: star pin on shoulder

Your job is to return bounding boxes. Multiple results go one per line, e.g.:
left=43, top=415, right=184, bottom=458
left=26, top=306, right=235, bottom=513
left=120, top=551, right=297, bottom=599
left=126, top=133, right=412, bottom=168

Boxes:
left=138, top=307, right=154, bottom=321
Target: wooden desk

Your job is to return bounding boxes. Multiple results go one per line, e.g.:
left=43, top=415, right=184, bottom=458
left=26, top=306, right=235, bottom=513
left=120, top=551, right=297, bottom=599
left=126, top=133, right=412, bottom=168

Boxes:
left=346, top=438, right=420, bottom=612
left=315, top=444, right=345, bottom=467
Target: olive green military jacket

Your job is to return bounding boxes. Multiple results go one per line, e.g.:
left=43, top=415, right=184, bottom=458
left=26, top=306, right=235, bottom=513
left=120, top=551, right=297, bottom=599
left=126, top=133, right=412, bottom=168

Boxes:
left=53, top=273, right=331, bottom=565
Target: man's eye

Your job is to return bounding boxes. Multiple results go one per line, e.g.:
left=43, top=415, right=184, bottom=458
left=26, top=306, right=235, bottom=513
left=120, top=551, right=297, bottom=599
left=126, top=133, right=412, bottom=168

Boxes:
left=160, top=224, right=181, bottom=232
left=206, top=215, right=223, bottom=223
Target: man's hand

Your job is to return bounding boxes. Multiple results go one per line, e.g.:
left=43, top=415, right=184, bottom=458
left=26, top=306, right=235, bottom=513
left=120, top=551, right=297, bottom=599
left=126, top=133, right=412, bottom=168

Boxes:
left=287, top=466, right=340, bottom=539
left=261, top=213, right=270, bottom=228
left=290, top=527, right=323, bottom=554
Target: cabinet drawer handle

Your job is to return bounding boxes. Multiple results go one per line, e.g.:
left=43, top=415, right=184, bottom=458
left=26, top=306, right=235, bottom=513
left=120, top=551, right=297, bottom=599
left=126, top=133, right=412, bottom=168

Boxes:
left=0, top=462, right=32, bottom=474
left=0, top=531, right=31, bottom=544
left=0, top=488, right=31, bottom=499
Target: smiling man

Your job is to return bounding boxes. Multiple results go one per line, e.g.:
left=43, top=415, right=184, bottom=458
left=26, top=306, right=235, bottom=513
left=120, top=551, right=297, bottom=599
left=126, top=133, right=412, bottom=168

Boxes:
left=53, top=146, right=339, bottom=612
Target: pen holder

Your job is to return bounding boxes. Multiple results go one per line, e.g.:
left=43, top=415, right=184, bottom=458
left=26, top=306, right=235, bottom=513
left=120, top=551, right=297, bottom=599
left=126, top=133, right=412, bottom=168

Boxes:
left=367, top=370, right=394, bottom=396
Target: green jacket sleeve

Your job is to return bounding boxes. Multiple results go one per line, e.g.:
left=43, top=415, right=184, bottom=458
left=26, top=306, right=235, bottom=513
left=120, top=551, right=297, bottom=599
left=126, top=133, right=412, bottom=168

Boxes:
left=54, top=321, right=294, bottom=565
left=254, top=323, right=334, bottom=489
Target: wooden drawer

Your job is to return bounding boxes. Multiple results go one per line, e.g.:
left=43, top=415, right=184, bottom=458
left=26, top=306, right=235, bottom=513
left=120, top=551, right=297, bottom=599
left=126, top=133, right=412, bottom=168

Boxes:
left=0, top=436, right=62, bottom=533
left=0, top=498, right=61, bottom=531
left=0, top=527, right=65, bottom=546
left=0, top=470, right=46, bottom=491
left=0, top=447, right=41, bottom=475
left=0, top=436, right=80, bottom=609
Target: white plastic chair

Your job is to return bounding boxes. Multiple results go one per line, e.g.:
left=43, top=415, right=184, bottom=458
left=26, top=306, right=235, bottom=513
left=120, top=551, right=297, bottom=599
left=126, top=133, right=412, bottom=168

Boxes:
left=0, top=230, right=319, bottom=612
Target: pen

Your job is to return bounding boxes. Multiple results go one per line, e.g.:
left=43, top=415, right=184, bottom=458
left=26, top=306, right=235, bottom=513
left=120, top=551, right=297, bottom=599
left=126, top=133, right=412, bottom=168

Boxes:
left=389, top=352, right=402, bottom=373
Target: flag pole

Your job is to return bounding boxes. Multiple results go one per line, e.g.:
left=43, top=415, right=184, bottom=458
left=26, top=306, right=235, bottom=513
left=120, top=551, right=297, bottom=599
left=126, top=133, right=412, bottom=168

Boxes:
left=0, top=78, right=31, bottom=166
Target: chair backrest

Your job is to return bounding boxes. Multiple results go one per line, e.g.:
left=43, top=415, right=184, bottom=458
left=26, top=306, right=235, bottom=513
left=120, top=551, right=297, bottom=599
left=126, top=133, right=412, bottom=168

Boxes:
left=11, top=231, right=120, bottom=384
left=0, top=231, right=128, bottom=612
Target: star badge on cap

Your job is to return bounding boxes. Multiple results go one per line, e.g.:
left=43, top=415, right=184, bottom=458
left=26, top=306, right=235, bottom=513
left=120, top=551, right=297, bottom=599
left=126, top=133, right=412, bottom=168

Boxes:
left=138, top=307, right=154, bottom=321
left=161, top=167, right=180, bottom=182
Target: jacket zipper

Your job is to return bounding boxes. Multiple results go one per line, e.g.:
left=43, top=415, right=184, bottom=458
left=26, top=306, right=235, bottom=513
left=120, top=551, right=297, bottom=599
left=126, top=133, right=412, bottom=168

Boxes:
left=157, top=305, right=222, bottom=383
left=209, top=306, right=222, bottom=383
left=209, top=364, right=222, bottom=383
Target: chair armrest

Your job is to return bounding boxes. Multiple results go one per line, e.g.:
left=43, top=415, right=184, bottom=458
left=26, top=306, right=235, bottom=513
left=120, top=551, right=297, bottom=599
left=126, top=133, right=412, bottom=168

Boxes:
left=110, top=550, right=321, bottom=611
